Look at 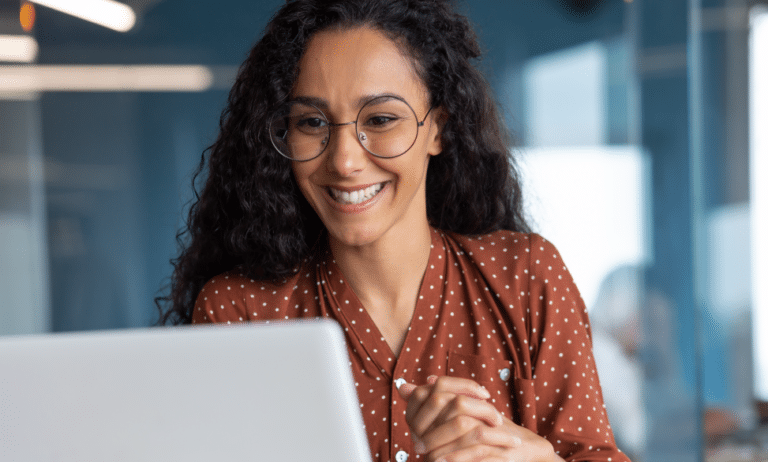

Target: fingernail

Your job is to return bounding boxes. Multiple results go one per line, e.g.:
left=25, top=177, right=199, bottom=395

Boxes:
left=480, top=386, right=491, bottom=399
left=511, top=436, right=522, bottom=447
left=427, top=375, right=438, bottom=384
left=398, top=382, right=416, bottom=397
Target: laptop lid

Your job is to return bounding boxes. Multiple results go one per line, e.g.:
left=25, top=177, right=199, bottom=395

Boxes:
left=0, top=319, right=372, bottom=462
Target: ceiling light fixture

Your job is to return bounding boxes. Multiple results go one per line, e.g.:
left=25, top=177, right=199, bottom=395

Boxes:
left=29, top=0, right=136, bottom=33
left=0, top=35, right=39, bottom=63
left=0, top=65, right=214, bottom=93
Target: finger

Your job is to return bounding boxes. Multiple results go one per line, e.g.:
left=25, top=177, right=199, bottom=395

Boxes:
left=423, top=394, right=503, bottom=438
left=425, top=424, right=523, bottom=461
left=418, top=413, right=482, bottom=455
left=397, top=381, right=417, bottom=400
left=406, top=376, right=490, bottom=424
left=404, top=383, right=434, bottom=423
left=421, top=412, right=516, bottom=455
left=406, top=385, right=451, bottom=435
left=407, top=376, right=489, bottom=415
left=428, top=444, right=511, bottom=462
left=405, top=378, right=494, bottom=438
left=431, top=376, right=491, bottom=401
left=412, top=394, right=500, bottom=442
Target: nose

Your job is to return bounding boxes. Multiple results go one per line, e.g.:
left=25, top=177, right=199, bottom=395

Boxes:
left=324, top=122, right=368, bottom=177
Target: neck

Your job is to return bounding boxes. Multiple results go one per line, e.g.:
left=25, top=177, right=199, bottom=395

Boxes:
left=328, top=220, right=432, bottom=317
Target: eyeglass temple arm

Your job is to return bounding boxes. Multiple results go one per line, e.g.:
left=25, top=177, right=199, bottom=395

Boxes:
left=418, top=105, right=436, bottom=127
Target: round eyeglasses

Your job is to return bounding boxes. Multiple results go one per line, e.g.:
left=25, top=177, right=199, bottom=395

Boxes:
left=268, top=95, right=433, bottom=162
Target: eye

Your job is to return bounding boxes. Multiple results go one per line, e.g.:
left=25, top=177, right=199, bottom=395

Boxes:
left=292, top=114, right=328, bottom=136
left=364, top=114, right=399, bottom=128
left=296, top=117, right=327, bottom=129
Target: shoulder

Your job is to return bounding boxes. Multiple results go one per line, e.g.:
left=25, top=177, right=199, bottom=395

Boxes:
left=447, top=229, right=562, bottom=271
left=192, top=266, right=310, bottom=324
left=200, top=266, right=304, bottom=295
left=446, top=229, right=582, bottom=323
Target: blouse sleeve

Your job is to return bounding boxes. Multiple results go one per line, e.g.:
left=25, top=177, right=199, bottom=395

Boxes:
left=524, top=235, right=630, bottom=461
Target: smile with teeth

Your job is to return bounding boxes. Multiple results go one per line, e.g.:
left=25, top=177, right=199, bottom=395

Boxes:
left=328, top=182, right=385, bottom=205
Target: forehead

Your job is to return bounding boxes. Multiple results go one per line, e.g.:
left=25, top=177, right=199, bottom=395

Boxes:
left=292, top=26, right=428, bottom=109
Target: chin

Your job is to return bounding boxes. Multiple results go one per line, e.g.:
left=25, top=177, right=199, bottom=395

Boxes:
left=325, top=222, right=384, bottom=248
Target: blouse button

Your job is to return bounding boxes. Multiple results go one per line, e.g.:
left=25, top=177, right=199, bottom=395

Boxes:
left=395, top=378, right=407, bottom=389
left=499, top=368, right=511, bottom=381
left=395, top=450, right=409, bottom=462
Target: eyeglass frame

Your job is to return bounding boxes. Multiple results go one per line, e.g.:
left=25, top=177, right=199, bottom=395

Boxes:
left=268, top=94, right=435, bottom=162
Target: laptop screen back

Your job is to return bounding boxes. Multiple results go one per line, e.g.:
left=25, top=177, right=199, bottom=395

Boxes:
left=0, top=320, right=372, bottom=462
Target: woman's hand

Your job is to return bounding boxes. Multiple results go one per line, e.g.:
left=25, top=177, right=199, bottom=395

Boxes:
left=397, top=376, right=566, bottom=462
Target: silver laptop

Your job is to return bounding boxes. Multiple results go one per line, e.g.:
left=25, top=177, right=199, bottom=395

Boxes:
left=0, top=319, right=372, bottom=462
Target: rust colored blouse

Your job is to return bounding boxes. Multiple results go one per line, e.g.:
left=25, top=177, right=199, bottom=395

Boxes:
left=193, top=228, right=630, bottom=462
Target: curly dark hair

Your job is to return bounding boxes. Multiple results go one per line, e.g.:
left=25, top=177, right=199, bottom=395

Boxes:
left=157, top=0, right=530, bottom=325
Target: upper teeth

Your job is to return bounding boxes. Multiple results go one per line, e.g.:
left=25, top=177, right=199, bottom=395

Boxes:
left=330, top=183, right=384, bottom=205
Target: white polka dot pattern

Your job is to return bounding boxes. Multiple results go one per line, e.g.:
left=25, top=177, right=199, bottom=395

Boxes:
left=193, top=228, right=629, bottom=462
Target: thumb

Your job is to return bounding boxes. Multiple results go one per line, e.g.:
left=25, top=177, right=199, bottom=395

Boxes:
left=397, top=381, right=417, bottom=400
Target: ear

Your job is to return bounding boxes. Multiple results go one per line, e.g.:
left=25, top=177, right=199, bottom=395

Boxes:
left=426, top=106, right=446, bottom=157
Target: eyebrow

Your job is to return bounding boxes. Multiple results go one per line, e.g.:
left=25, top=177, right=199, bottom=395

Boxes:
left=290, top=93, right=402, bottom=110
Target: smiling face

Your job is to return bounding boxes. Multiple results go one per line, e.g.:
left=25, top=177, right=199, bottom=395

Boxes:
left=290, top=26, right=442, bottom=250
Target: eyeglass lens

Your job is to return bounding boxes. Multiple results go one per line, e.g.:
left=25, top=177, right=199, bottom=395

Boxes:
left=269, top=96, right=420, bottom=161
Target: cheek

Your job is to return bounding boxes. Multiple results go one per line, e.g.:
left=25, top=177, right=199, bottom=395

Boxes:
left=406, top=147, right=432, bottom=181
left=291, top=162, right=312, bottom=186
left=382, top=143, right=431, bottom=178
left=291, top=165, right=315, bottom=201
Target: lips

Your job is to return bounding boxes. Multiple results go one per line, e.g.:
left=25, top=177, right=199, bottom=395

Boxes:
left=328, top=182, right=386, bottom=205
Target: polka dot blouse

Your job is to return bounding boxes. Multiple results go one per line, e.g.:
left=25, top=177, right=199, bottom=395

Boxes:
left=193, top=228, right=630, bottom=462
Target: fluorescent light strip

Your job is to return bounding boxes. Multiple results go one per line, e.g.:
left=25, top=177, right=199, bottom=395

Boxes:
left=0, top=65, right=214, bottom=92
left=0, top=36, right=39, bottom=63
left=750, top=6, right=768, bottom=401
left=30, top=0, right=136, bottom=33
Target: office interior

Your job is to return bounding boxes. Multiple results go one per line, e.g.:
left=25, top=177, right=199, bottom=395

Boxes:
left=0, top=0, right=766, bottom=460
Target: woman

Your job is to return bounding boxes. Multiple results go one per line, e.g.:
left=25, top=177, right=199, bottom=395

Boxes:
left=159, top=1, right=631, bottom=461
